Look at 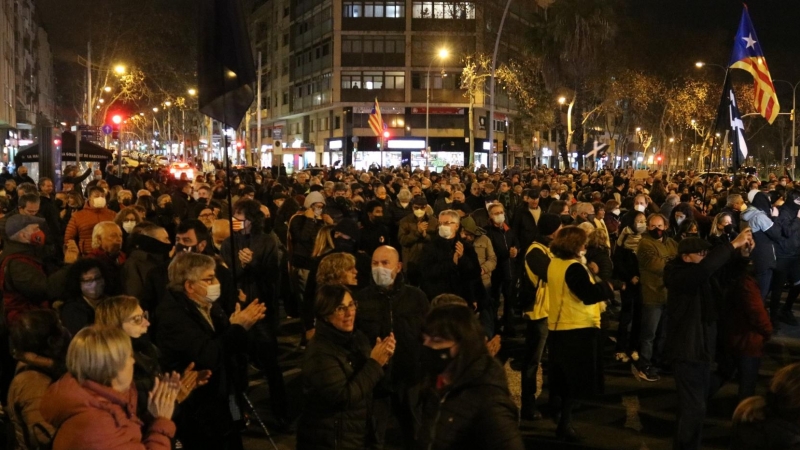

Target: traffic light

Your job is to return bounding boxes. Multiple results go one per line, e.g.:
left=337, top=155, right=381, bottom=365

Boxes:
left=112, top=115, right=123, bottom=125
left=657, top=155, right=663, bottom=163
left=383, top=130, right=390, bottom=139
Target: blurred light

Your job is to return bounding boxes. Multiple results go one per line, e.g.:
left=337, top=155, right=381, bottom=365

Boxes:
left=558, top=97, right=566, bottom=104
left=188, top=88, right=197, bottom=96
left=114, top=65, right=126, bottom=75
left=103, top=86, right=112, bottom=92
left=695, top=62, right=705, bottom=68
left=98, top=99, right=105, bottom=104
left=112, top=115, right=123, bottom=125
left=164, top=101, right=172, bottom=107
left=438, top=48, right=449, bottom=59
left=153, top=107, right=159, bottom=113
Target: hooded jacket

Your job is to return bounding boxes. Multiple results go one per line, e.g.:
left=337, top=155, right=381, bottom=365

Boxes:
left=772, top=189, right=800, bottom=259
left=40, top=373, right=175, bottom=450
left=741, top=193, right=781, bottom=271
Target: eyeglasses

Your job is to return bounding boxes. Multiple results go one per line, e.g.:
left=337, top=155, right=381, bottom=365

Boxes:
left=334, top=302, right=358, bottom=316
left=200, top=276, right=216, bottom=284
left=440, top=222, right=457, bottom=226
left=199, top=213, right=215, bottom=219
left=126, top=311, right=149, bottom=325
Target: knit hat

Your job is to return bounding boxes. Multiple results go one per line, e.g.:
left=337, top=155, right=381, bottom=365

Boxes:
left=412, top=195, right=428, bottom=206
left=460, top=216, right=485, bottom=236
left=304, top=191, right=325, bottom=208
left=538, top=213, right=562, bottom=236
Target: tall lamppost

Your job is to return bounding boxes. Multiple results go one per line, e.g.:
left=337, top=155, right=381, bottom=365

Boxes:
left=164, top=101, right=172, bottom=159
left=773, top=79, right=800, bottom=178
left=558, top=95, right=575, bottom=168
left=425, top=48, right=449, bottom=170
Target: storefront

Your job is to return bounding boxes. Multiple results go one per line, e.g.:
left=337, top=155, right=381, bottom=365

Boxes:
left=353, top=150, right=402, bottom=170
left=324, top=138, right=345, bottom=167
left=386, top=138, right=426, bottom=170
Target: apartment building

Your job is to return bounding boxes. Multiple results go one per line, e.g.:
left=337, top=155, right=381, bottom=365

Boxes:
left=250, top=0, right=535, bottom=171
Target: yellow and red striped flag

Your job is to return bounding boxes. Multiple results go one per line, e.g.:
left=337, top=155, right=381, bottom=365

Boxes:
left=368, top=98, right=384, bottom=137
left=729, top=6, right=779, bottom=124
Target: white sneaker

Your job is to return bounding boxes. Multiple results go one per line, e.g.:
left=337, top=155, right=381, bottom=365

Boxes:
left=615, top=352, right=630, bottom=363
left=630, top=351, right=640, bottom=362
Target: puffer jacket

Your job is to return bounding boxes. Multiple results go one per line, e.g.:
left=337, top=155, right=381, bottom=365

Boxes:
left=7, top=363, right=56, bottom=450
left=40, top=373, right=175, bottom=450
left=297, top=321, right=384, bottom=450
left=416, top=354, right=524, bottom=450
left=635, top=233, right=678, bottom=306
left=63, top=206, right=117, bottom=255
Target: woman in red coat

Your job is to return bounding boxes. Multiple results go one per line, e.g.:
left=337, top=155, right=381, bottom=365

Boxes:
left=725, top=250, right=773, bottom=400
left=41, top=325, right=181, bottom=450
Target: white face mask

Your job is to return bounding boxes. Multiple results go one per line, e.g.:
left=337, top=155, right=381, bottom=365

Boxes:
left=438, top=225, right=453, bottom=239
left=676, top=216, right=685, bottom=226
left=413, top=209, right=425, bottom=218
left=612, top=208, right=621, bottom=216
left=492, top=213, right=505, bottom=224
left=122, top=221, right=136, bottom=233
left=91, top=197, right=107, bottom=208
left=634, top=204, right=646, bottom=213
left=192, top=191, right=200, bottom=201
left=372, top=266, right=395, bottom=287
left=313, top=206, right=323, bottom=217
left=579, top=250, right=587, bottom=257
left=203, top=283, right=221, bottom=303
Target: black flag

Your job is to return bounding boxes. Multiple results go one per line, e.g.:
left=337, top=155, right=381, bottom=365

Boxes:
left=714, top=74, right=749, bottom=171
left=198, top=0, right=256, bottom=128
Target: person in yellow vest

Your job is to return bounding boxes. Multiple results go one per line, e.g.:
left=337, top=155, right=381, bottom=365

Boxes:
left=520, top=213, right=562, bottom=421
left=547, top=226, right=615, bottom=442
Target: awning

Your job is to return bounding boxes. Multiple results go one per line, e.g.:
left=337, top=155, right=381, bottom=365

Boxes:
left=14, top=131, right=115, bottom=166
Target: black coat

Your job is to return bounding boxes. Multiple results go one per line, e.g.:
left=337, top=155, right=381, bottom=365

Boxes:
left=731, top=416, right=800, bottom=450
left=156, top=289, right=249, bottom=438
left=59, top=297, right=95, bottom=337
left=416, top=354, right=524, bottom=450
left=663, top=242, right=733, bottom=363
left=297, top=321, right=384, bottom=450
left=418, top=235, right=482, bottom=305
left=510, top=206, right=540, bottom=251
left=354, top=277, right=429, bottom=392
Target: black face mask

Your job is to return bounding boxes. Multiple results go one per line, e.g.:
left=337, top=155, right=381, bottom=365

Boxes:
left=420, top=345, right=454, bottom=376
left=334, top=236, right=355, bottom=252
left=648, top=228, right=664, bottom=239
left=121, top=198, right=132, bottom=206
left=175, top=244, right=197, bottom=254
left=723, top=224, right=734, bottom=235
left=560, top=214, right=572, bottom=225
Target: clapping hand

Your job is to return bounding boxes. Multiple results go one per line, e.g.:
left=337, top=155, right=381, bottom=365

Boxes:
left=238, top=248, right=253, bottom=266
left=229, top=299, right=266, bottom=330
left=370, top=333, right=396, bottom=366
left=148, top=372, right=181, bottom=420
left=453, top=241, right=464, bottom=264
left=176, top=362, right=213, bottom=403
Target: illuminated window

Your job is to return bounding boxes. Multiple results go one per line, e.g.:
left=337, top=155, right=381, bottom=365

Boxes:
left=412, top=2, right=474, bottom=19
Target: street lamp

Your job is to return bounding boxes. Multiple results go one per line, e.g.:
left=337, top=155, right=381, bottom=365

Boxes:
left=163, top=102, right=173, bottom=157
left=114, top=64, right=126, bottom=75
left=188, top=88, right=197, bottom=97
left=773, top=79, right=800, bottom=178
left=425, top=47, right=449, bottom=170
left=695, top=61, right=727, bottom=71
left=558, top=97, right=566, bottom=105
left=103, top=86, right=111, bottom=93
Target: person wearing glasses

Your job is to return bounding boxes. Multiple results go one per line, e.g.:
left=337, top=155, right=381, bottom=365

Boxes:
left=59, top=258, right=115, bottom=336
left=197, top=206, right=216, bottom=231
left=96, top=295, right=211, bottom=423
left=156, top=252, right=266, bottom=449
left=298, top=284, right=395, bottom=450
left=664, top=231, right=753, bottom=450
left=418, top=210, right=482, bottom=306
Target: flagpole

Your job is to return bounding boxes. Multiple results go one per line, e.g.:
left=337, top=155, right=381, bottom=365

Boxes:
left=704, top=68, right=731, bottom=215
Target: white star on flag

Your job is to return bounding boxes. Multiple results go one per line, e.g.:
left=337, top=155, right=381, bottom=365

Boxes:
left=743, top=33, right=757, bottom=49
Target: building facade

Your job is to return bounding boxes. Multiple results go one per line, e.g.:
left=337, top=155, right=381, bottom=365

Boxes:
left=250, top=0, right=535, bottom=171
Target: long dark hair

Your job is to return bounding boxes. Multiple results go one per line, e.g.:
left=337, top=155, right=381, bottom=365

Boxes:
left=9, top=309, right=69, bottom=378
left=63, top=258, right=115, bottom=301
left=233, top=198, right=266, bottom=234
left=422, top=304, right=488, bottom=383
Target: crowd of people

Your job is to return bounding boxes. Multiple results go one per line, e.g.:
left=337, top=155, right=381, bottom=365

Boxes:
left=0, top=160, right=799, bottom=450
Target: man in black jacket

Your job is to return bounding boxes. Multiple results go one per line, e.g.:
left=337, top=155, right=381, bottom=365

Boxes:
left=663, top=232, right=752, bottom=450
left=355, top=245, right=428, bottom=450
left=157, top=252, right=266, bottom=450
left=419, top=210, right=482, bottom=305
left=485, top=203, right=520, bottom=336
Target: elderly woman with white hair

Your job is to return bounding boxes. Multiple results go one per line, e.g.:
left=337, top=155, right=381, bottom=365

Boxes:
left=41, top=325, right=181, bottom=450
left=156, top=252, right=266, bottom=449
left=419, top=209, right=483, bottom=305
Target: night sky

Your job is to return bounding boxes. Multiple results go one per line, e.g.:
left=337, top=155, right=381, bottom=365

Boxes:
left=34, top=0, right=800, bottom=108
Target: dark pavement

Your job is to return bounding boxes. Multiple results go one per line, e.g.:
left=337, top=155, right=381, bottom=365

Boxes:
left=239, top=302, right=800, bottom=450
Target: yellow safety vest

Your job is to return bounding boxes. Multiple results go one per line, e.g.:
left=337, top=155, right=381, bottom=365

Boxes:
left=524, top=241, right=551, bottom=321
left=546, top=257, right=601, bottom=331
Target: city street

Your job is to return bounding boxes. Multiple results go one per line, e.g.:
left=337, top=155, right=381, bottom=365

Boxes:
left=240, top=301, right=800, bottom=450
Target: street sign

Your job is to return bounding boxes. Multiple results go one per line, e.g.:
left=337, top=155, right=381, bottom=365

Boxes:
left=101, top=125, right=113, bottom=135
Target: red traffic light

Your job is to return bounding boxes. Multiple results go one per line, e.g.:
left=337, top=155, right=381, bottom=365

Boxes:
left=53, top=139, right=61, bottom=146
left=112, top=115, right=123, bottom=125
left=657, top=155, right=663, bottom=162
left=383, top=131, right=390, bottom=139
